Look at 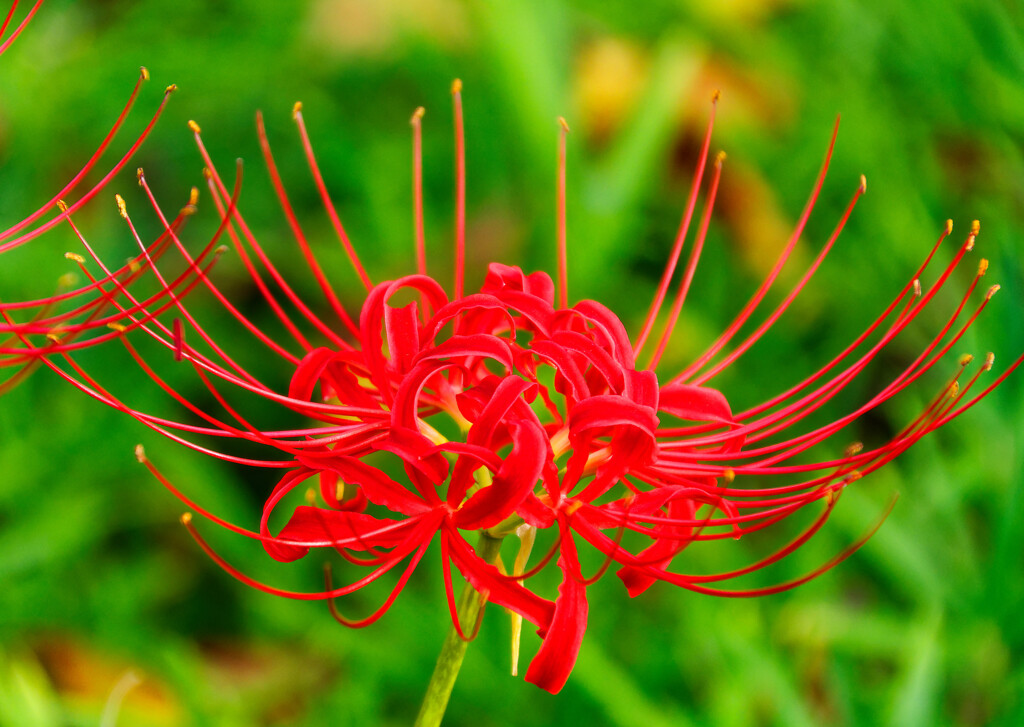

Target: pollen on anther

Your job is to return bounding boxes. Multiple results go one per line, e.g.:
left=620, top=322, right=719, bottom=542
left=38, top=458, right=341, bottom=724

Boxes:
left=202, top=168, right=212, bottom=180
left=966, top=236, right=976, bottom=252
left=715, top=150, right=727, bottom=167
left=56, top=199, right=69, bottom=213
left=558, top=116, right=570, bottom=133
left=722, top=468, right=736, bottom=484
left=46, top=333, right=62, bottom=343
left=165, top=84, right=177, bottom=94
left=115, top=194, right=128, bottom=219
left=411, top=106, right=425, bottom=123
left=292, top=101, right=303, bottom=119
left=913, top=279, right=922, bottom=296
left=451, top=78, right=463, bottom=95
left=136, top=168, right=145, bottom=184
left=712, top=89, right=721, bottom=103
left=859, top=174, right=867, bottom=193
left=189, top=187, right=200, bottom=205
left=305, top=488, right=317, bottom=506
left=844, top=442, right=863, bottom=457
left=971, top=219, right=981, bottom=235
left=134, top=444, right=146, bottom=462
left=978, top=259, right=989, bottom=275
left=107, top=323, right=126, bottom=333
left=950, top=381, right=960, bottom=397
left=64, top=252, right=85, bottom=263
left=188, top=120, right=202, bottom=134
left=140, top=67, right=150, bottom=81
left=986, top=284, right=1001, bottom=300
left=984, top=352, right=995, bottom=371
left=180, top=512, right=193, bottom=526
left=945, top=219, right=953, bottom=235
left=959, top=353, right=974, bottom=367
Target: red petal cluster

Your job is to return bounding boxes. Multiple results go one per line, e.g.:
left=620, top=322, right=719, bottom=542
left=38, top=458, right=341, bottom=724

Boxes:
left=1, top=83, right=1019, bottom=694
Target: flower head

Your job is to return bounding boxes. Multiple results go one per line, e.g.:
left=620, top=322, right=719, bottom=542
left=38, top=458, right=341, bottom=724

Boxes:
left=3, top=82, right=1019, bottom=694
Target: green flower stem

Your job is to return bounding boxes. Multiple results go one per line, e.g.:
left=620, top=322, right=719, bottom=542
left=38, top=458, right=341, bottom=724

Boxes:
left=414, top=531, right=504, bottom=727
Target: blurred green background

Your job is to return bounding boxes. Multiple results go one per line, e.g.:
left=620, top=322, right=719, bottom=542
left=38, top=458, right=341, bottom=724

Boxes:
left=1, top=0, right=1022, bottom=725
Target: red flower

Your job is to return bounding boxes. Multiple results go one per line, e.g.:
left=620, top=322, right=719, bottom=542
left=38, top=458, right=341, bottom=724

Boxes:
left=2, top=82, right=1020, bottom=695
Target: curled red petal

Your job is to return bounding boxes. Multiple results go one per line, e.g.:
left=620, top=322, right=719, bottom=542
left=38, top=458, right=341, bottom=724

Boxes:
left=525, top=520, right=588, bottom=694
left=453, top=418, right=548, bottom=530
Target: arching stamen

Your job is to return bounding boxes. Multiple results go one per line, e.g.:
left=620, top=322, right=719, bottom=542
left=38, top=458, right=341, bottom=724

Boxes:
left=633, top=90, right=720, bottom=356
left=0, top=78, right=175, bottom=253
left=292, top=104, right=372, bottom=290
left=452, top=79, right=466, bottom=299
left=689, top=173, right=867, bottom=384
left=675, top=115, right=842, bottom=383
left=412, top=106, right=427, bottom=278
left=556, top=117, right=570, bottom=309
left=0, top=0, right=43, bottom=56
left=647, top=150, right=725, bottom=370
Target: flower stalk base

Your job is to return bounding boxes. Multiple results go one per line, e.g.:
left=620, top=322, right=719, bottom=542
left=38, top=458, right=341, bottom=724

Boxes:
left=414, top=532, right=504, bottom=727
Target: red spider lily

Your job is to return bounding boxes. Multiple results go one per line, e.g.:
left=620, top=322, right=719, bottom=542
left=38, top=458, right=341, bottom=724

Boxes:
left=2, top=81, right=1020, bottom=696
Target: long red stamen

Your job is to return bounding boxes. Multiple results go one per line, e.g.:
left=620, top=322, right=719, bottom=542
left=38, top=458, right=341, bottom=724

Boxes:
left=633, top=90, right=719, bottom=356
left=452, top=79, right=466, bottom=299
left=556, top=117, right=569, bottom=310
left=292, top=105, right=372, bottom=290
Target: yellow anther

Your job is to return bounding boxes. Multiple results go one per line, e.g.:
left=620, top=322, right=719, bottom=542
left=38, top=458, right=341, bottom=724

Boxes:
left=859, top=174, right=867, bottom=193
left=847, top=470, right=862, bottom=483
left=826, top=488, right=842, bottom=506
left=115, top=194, right=128, bottom=219
left=202, top=167, right=212, bottom=180
left=107, top=322, right=126, bottom=332
left=164, top=83, right=177, bottom=94
left=978, top=258, right=989, bottom=275
left=971, top=219, right=981, bottom=235
left=136, top=167, right=145, bottom=184
left=189, top=186, right=200, bottom=205
left=565, top=500, right=583, bottom=516
left=558, top=116, right=570, bottom=133
left=722, top=468, right=736, bottom=484
left=188, top=120, right=201, bottom=134
left=180, top=512, right=193, bottom=526
left=986, top=284, right=1001, bottom=300
left=140, top=66, right=150, bottom=81
left=966, top=235, right=975, bottom=252
left=180, top=204, right=197, bottom=217
left=292, top=101, right=303, bottom=119
left=215, top=245, right=230, bottom=255
left=451, top=78, right=463, bottom=94
left=945, top=219, right=953, bottom=235
left=64, top=252, right=85, bottom=263
left=128, top=258, right=141, bottom=273
left=844, top=442, right=863, bottom=457
left=57, top=273, right=77, bottom=288
left=949, top=381, right=960, bottom=397
left=134, top=444, right=146, bottom=462
left=305, top=487, right=317, bottom=505
left=715, top=150, right=727, bottom=166
left=56, top=199, right=69, bottom=212
left=959, top=353, right=974, bottom=367
left=411, top=106, right=425, bottom=123
left=913, top=279, right=922, bottom=296
left=45, top=333, right=61, bottom=343
left=711, top=88, right=721, bottom=103
left=984, top=352, right=995, bottom=371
